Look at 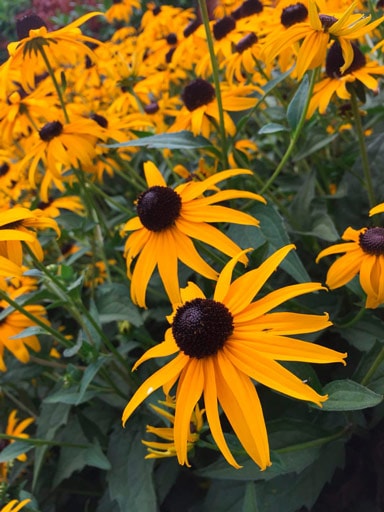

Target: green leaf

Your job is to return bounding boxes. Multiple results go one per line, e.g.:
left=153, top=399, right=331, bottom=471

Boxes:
left=287, top=74, right=309, bottom=131
left=293, top=133, right=338, bottom=161
left=258, top=123, right=288, bottom=134
left=44, top=388, right=98, bottom=405
left=321, top=379, right=383, bottom=411
left=76, top=357, right=107, bottom=405
left=95, top=283, right=143, bottom=326
left=335, top=312, right=384, bottom=352
left=106, top=419, right=157, bottom=512
left=108, top=131, right=212, bottom=149
left=0, top=441, right=33, bottom=462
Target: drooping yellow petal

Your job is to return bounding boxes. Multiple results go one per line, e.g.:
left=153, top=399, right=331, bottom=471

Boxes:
left=316, top=242, right=360, bottom=261
left=215, top=351, right=270, bottom=470
left=122, top=353, right=187, bottom=425
left=132, top=338, right=179, bottom=371
left=325, top=251, right=363, bottom=289
left=174, top=358, right=204, bottom=466
left=123, top=216, right=143, bottom=232
left=225, top=343, right=328, bottom=406
left=130, top=234, right=159, bottom=307
left=157, top=229, right=181, bottom=305
left=202, top=357, right=241, bottom=468
left=143, top=160, right=167, bottom=187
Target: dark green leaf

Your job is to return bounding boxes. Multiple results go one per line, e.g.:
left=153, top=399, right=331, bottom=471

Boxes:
left=287, top=74, right=309, bottom=131
left=321, top=379, right=383, bottom=411
left=108, top=131, right=212, bottom=149
left=258, top=123, right=288, bottom=134
left=95, top=283, right=143, bottom=326
left=0, top=441, right=33, bottom=462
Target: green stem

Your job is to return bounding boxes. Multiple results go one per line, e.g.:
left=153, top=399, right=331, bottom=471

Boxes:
left=260, top=70, right=317, bottom=195
left=38, top=45, right=70, bottom=123
left=350, top=88, right=376, bottom=209
left=198, top=0, right=229, bottom=168
left=334, top=306, right=366, bottom=329
left=0, top=432, right=89, bottom=449
left=360, top=346, right=384, bottom=387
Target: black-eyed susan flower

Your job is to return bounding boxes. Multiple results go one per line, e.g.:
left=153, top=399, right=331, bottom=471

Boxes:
left=6, top=12, right=104, bottom=91
left=169, top=78, right=258, bottom=137
left=307, top=42, right=384, bottom=117
left=0, top=410, right=34, bottom=480
left=0, top=500, right=31, bottom=512
left=0, top=207, right=59, bottom=266
left=0, top=279, right=49, bottom=371
left=123, top=161, right=266, bottom=307
left=122, top=245, right=346, bottom=469
left=264, top=0, right=384, bottom=79
left=317, top=205, right=384, bottom=308
left=142, top=395, right=204, bottom=460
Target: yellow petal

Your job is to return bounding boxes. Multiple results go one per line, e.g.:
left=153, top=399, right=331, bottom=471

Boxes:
left=214, top=249, right=252, bottom=302
left=325, top=252, right=363, bottom=289
left=202, top=357, right=241, bottom=468
left=181, top=204, right=260, bottom=226
left=143, top=160, right=167, bottom=187
left=132, top=338, right=179, bottom=371
left=369, top=203, right=384, bottom=216
left=157, top=229, right=181, bottom=305
left=174, top=358, right=204, bottom=466
left=316, top=242, right=359, bottom=261
left=224, top=245, right=295, bottom=315
left=130, top=234, right=158, bottom=307
left=122, top=353, right=187, bottom=425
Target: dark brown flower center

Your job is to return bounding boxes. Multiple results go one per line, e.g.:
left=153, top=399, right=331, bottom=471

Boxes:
left=184, top=19, right=201, bottom=37
left=0, top=163, right=10, bottom=177
left=136, top=185, right=182, bottom=231
left=16, top=13, right=47, bottom=40
left=232, top=0, right=263, bottom=20
left=166, top=33, right=178, bottom=45
left=281, top=3, right=308, bottom=27
left=319, top=14, right=338, bottom=30
left=144, top=101, right=160, bottom=114
left=235, top=32, right=258, bottom=53
left=213, top=16, right=236, bottom=40
left=39, top=121, right=63, bottom=142
left=181, top=78, right=215, bottom=111
left=326, top=42, right=366, bottom=78
left=90, top=113, right=108, bottom=128
left=359, top=227, right=384, bottom=255
left=172, top=298, right=234, bottom=358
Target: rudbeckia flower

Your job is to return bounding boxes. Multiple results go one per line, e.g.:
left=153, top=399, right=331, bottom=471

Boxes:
left=6, top=12, right=104, bottom=91
left=142, top=395, right=204, bottom=460
left=0, top=207, right=60, bottom=266
left=0, top=500, right=31, bottom=512
left=123, top=161, right=266, bottom=307
left=263, top=0, right=384, bottom=79
left=169, top=78, right=258, bottom=137
left=122, top=245, right=346, bottom=469
left=0, top=280, right=49, bottom=371
left=0, top=409, right=34, bottom=483
left=317, top=205, right=384, bottom=308
left=307, top=42, right=384, bottom=117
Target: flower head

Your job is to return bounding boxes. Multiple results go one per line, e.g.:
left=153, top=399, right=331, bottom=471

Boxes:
left=317, top=206, right=384, bottom=308
left=142, top=395, right=204, bottom=460
left=123, top=161, right=266, bottom=307
left=122, top=246, right=346, bottom=468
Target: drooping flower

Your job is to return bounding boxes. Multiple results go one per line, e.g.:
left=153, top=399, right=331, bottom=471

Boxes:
left=122, top=161, right=266, bottom=307
left=263, top=0, right=384, bottom=79
left=142, top=395, right=204, bottom=460
left=0, top=279, right=49, bottom=371
left=122, top=246, right=346, bottom=468
left=307, top=42, right=384, bottom=117
left=0, top=410, right=34, bottom=485
left=317, top=207, right=384, bottom=308
left=0, top=207, right=60, bottom=266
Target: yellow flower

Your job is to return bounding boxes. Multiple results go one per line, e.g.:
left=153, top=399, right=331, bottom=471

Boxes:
left=169, top=79, right=258, bottom=137
left=1, top=410, right=34, bottom=483
left=142, top=395, right=204, bottom=460
left=317, top=207, right=384, bottom=308
left=307, top=42, right=384, bottom=117
left=0, top=499, right=31, bottom=512
left=264, top=0, right=384, bottom=79
left=123, top=161, right=265, bottom=307
left=105, top=0, right=140, bottom=23
left=6, top=12, right=104, bottom=91
left=0, top=280, right=48, bottom=371
left=122, top=246, right=346, bottom=469
left=0, top=207, right=59, bottom=266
